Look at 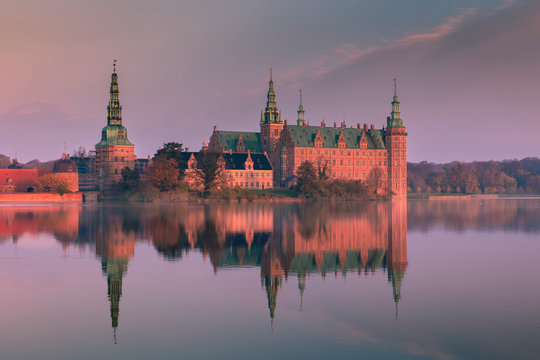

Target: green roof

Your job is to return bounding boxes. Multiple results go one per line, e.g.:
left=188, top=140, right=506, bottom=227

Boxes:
left=287, top=125, right=386, bottom=149
left=216, top=131, right=262, bottom=153
left=96, top=125, right=134, bottom=146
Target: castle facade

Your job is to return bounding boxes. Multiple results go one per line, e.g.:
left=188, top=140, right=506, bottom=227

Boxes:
left=209, top=72, right=407, bottom=196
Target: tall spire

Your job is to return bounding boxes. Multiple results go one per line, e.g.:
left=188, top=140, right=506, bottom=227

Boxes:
left=388, top=77, right=404, bottom=128
left=107, top=60, right=122, bottom=126
left=262, top=68, right=280, bottom=123
left=297, top=89, right=305, bottom=126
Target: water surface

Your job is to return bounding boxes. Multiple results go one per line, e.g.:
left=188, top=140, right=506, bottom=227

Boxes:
left=0, top=199, right=539, bottom=359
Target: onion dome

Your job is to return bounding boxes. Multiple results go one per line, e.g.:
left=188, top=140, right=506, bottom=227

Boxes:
left=53, top=154, right=78, bottom=173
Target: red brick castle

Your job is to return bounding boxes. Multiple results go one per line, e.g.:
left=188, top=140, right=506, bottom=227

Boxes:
left=209, top=71, right=407, bottom=196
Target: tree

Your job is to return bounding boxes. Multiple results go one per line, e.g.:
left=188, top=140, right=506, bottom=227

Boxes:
left=154, top=142, right=186, bottom=179
left=148, top=157, right=179, bottom=192
left=366, top=167, right=385, bottom=196
left=120, top=167, right=140, bottom=190
left=37, top=174, right=70, bottom=195
left=0, top=154, right=10, bottom=169
left=72, top=146, right=88, bottom=158
left=296, top=161, right=320, bottom=197
left=195, top=151, right=226, bottom=194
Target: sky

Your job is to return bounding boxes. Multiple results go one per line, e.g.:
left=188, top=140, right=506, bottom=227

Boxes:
left=0, top=0, right=539, bottom=163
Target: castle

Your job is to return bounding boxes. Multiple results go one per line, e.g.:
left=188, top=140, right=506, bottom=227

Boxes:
left=209, top=70, right=407, bottom=196
left=75, top=65, right=407, bottom=196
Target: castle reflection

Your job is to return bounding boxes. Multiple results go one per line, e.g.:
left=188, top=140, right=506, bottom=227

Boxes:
left=2, top=199, right=535, bottom=338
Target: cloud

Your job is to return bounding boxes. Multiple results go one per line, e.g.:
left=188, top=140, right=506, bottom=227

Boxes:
left=230, top=8, right=477, bottom=105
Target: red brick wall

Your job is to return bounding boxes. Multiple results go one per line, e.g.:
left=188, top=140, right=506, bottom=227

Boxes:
left=0, top=193, right=83, bottom=203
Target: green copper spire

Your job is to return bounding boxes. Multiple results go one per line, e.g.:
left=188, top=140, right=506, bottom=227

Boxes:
left=297, top=89, right=305, bottom=126
left=262, top=68, right=281, bottom=124
left=108, top=60, right=122, bottom=126
left=96, top=62, right=134, bottom=146
left=387, top=77, right=405, bottom=128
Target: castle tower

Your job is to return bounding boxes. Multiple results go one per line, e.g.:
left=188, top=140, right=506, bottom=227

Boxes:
left=297, top=90, right=305, bottom=126
left=101, top=257, right=129, bottom=343
left=385, top=79, right=407, bottom=197
left=260, top=69, right=283, bottom=186
left=386, top=199, right=407, bottom=316
left=95, top=61, right=135, bottom=192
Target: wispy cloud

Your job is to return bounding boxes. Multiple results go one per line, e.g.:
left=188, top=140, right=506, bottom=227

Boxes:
left=230, top=8, right=477, bottom=105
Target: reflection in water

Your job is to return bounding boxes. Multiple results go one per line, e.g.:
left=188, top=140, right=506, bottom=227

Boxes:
left=0, top=199, right=537, bottom=342
left=0, top=202, right=408, bottom=336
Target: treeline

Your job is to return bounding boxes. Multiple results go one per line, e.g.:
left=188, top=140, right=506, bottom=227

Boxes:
left=408, top=158, right=540, bottom=194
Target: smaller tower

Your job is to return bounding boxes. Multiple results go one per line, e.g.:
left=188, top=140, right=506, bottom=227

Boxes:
left=297, top=89, right=305, bottom=126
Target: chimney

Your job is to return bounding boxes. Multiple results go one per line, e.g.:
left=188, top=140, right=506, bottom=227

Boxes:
left=213, top=125, right=217, bottom=132
left=370, top=124, right=374, bottom=130
left=186, top=147, right=190, bottom=152
left=357, top=123, right=360, bottom=129
left=334, top=122, right=337, bottom=128
left=363, top=124, right=368, bottom=131
left=62, top=153, right=66, bottom=160
left=284, top=119, right=288, bottom=126
left=341, top=122, right=345, bottom=129
left=148, top=155, right=151, bottom=160
left=321, top=121, right=325, bottom=128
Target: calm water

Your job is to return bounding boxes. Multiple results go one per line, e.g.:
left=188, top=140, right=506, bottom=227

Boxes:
left=0, top=199, right=539, bottom=360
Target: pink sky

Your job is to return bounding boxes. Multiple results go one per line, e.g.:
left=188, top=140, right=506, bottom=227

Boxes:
left=0, top=0, right=539, bottom=163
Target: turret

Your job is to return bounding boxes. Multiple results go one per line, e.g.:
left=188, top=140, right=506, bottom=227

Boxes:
left=107, top=60, right=122, bottom=126
left=261, top=68, right=282, bottom=124
left=387, top=78, right=404, bottom=129
left=297, top=89, right=306, bottom=126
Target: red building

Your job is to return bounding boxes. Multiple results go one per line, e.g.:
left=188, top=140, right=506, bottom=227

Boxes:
left=209, top=72, right=407, bottom=197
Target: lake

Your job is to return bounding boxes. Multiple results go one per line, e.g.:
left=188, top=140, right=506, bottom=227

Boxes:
left=0, top=199, right=539, bottom=359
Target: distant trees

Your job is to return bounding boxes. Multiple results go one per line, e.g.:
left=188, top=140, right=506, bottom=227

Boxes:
left=407, top=158, right=540, bottom=194
left=0, top=154, right=10, bottom=169
left=72, top=146, right=88, bottom=158
left=37, top=174, right=70, bottom=195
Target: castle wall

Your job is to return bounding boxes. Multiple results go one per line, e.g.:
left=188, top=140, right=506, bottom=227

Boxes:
left=0, top=192, right=83, bottom=203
